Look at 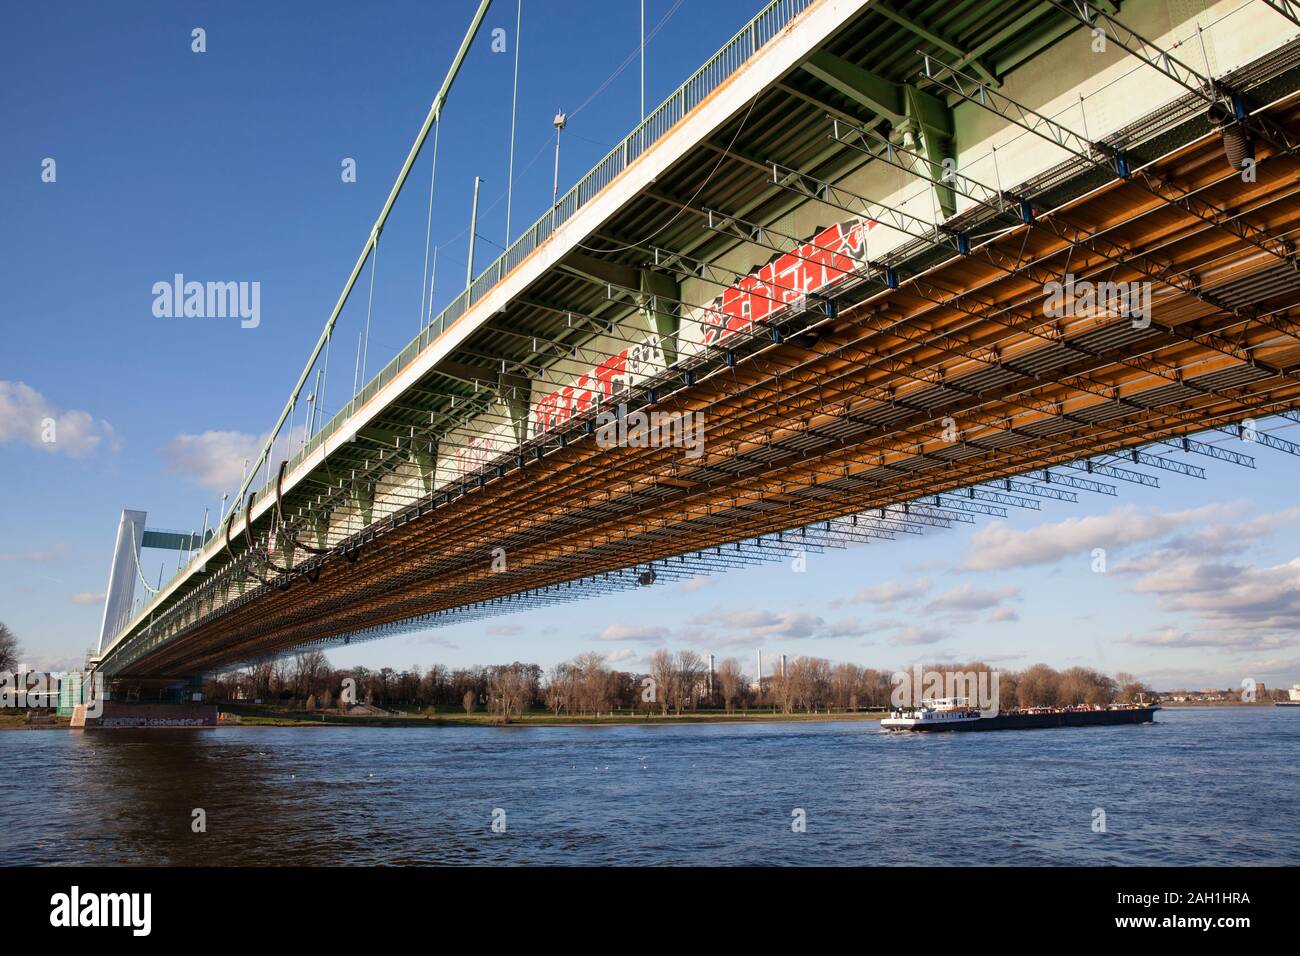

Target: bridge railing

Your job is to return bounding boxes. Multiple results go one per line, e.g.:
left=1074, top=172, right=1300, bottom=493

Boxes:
left=254, top=0, right=814, bottom=506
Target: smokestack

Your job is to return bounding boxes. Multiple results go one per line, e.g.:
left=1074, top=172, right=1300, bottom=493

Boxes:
left=756, top=650, right=762, bottom=691
left=707, top=654, right=715, bottom=698
left=780, top=654, right=786, bottom=678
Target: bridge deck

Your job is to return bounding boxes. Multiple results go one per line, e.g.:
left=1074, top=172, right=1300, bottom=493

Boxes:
left=97, top=0, right=1300, bottom=678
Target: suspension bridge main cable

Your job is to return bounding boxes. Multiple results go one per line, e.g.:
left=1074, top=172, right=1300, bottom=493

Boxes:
left=218, top=0, right=493, bottom=528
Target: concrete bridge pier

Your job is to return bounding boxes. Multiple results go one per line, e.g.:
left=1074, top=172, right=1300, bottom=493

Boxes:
left=76, top=674, right=217, bottom=728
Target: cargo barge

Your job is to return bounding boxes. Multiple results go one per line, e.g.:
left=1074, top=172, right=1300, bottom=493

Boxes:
left=881, top=697, right=1159, bottom=732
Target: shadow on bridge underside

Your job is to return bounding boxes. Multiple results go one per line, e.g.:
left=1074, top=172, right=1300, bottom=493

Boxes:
left=99, top=4, right=1300, bottom=680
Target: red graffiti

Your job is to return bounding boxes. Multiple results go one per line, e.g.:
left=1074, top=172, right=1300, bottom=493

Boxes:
left=701, top=217, right=872, bottom=347
left=529, top=218, right=872, bottom=436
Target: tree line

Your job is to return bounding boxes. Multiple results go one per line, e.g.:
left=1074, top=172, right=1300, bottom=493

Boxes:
left=202, top=649, right=1157, bottom=721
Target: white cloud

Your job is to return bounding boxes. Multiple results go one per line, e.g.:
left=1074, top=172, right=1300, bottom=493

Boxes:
left=891, top=626, right=950, bottom=646
left=1120, top=626, right=1294, bottom=652
left=71, top=592, right=105, bottom=606
left=925, top=584, right=1020, bottom=613
left=604, top=648, right=637, bottom=664
left=162, top=430, right=265, bottom=493
left=595, top=623, right=671, bottom=643
left=959, top=504, right=1236, bottom=571
left=0, top=381, right=116, bottom=457
left=688, top=609, right=824, bottom=640
left=823, top=616, right=890, bottom=638
left=1117, top=508, right=1300, bottom=569
left=1122, top=553, right=1300, bottom=649
left=849, top=577, right=931, bottom=608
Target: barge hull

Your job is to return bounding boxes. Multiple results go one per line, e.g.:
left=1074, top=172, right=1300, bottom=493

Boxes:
left=900, top=707, right=1157, bottom=732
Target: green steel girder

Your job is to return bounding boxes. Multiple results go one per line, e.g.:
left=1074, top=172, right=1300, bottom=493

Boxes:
left=559, top=251, right=642, bottom=290
left=411, top=445, right=436, bottom=495
left=990, top=0, right=1121, bottom=78
left=870, top=3, right=1000, bottom=86
left=141, top=529, right=213, bottom=552
left=313, top=512, right=332, bottom=551
left=499, top=372, right=531, bottom=446
left=351, top=480, right=374, bottom=527
left=556, top=252, right=681, bottom=364
left=639, top=269, right=681, bottom=367
left=356, top=426, right=404, bottom=447
left=799, top=50, right=956, bottom=217
left=802, top=50, right=906, bottom=123
left=433, top=357, right=498, bottom=386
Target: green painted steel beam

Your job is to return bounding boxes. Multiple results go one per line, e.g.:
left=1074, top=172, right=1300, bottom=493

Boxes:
left=356, top=426, right=404, bottom=446
left=640, top=269, right=681, bottom=367
left=141, top=529, right=213, bottom=552
left=799, top=50, right=955, bottom=217
left=499, top=372, right=531, bottom=446
left=560, top=251, right=644, bottom=290
left=801, top=50, right=905, bottom=123
left=989, top=1, right=1122, bottom=79
left=871, top=3, right=999, bottom=86
left=433, top=357, right=498, bottom=385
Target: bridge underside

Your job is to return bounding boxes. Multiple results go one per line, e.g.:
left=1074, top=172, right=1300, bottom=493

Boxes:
left=98, top=1, right=1300, bottom=679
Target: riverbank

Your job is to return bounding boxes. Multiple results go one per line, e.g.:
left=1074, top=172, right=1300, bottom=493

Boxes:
left=0, top=712, right=71, bottom=729
left=0, top=707, right=889, bottom=730
left=1155, top=700, right=1283, bottom=708
left=225, top=706, right=889, bottom=729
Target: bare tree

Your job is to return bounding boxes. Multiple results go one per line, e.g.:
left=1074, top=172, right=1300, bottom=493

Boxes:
left=649, top=649, right=675, bottom=716
left=270, top=659, right=291, bottom=698
left=0, top=622, right=21, bottom=672
left=544, top=663, right=574, bottom=715
left=462, top=690, right=476, bottom=715
left=422, top=664, right=450, bottom=706
left=674, top=650, right=706, bottom=713
left=716, top=658, right=745, bottom=713
left=568, top=652, right=612, bottom=715
left=291, top=650, right=329, bottom=702
left=1115, top=672, right=1154, bottom=704
left=244, top=660, right=275, bottom=701
left=1016, top=663, right=1060, bottom=708
left=831, top=662, right=865, bottom=711
left=488, top=663, right=533, bottom=722
left=788, top=657, right=831, bottom=712
left=768, top=666, right=794, bottom=714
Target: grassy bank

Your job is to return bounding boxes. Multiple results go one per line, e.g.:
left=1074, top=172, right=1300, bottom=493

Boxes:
left=0, top=712, right=71, bottom=729
left=222, top=704, right=888, bottom=729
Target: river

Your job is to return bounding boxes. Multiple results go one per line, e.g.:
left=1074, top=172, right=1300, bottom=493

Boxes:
left=3, top=706, right=1296, bottom=865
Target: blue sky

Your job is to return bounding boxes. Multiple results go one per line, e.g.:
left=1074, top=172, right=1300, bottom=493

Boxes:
left=2, top=0, right=1299, bottom=691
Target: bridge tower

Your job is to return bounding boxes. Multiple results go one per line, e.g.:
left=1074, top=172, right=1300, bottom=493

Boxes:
left=97, top=509, right=146, bottom=655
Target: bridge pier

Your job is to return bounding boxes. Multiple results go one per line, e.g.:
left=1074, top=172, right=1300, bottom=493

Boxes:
left=75, top=675, right=217, bottom=728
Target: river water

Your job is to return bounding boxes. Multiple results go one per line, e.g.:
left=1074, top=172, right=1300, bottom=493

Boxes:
left=3, top=707, right=1296, bottom=866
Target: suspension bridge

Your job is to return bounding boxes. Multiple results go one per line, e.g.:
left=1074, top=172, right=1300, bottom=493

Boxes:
left=92, top=0, right=1300, bottom=688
